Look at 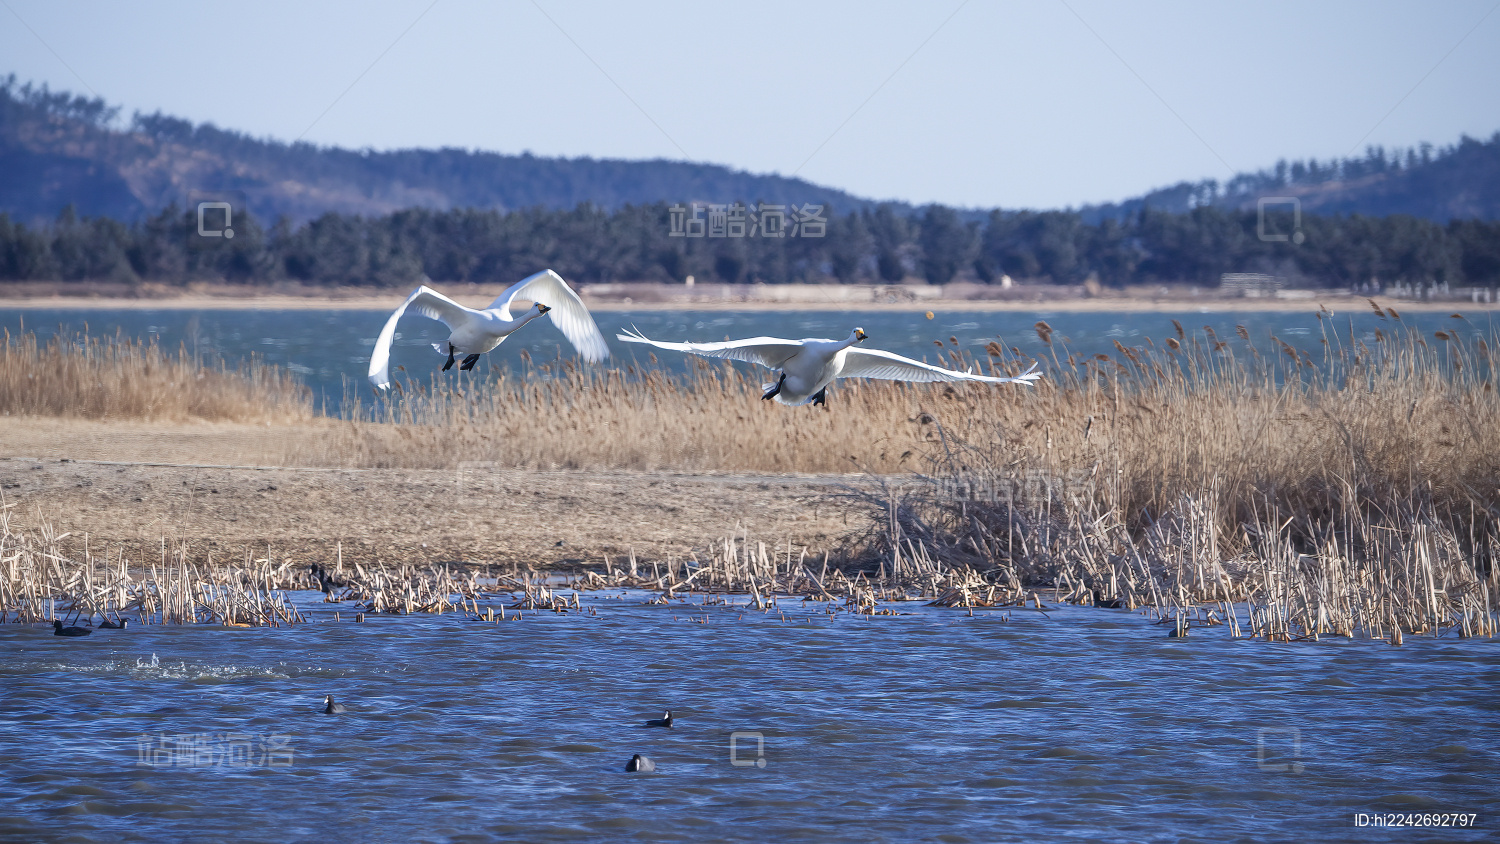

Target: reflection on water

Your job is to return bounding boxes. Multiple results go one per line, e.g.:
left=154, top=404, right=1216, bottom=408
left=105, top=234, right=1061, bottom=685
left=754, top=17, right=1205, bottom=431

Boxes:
left=1, top=306, right=1486, bottom=413
left=1, top=594, right=1495, bottom=841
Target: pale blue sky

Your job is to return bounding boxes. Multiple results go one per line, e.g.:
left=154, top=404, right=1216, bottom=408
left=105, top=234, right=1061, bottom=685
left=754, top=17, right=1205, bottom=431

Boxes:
left=3, top=0, right=1497, bottom=209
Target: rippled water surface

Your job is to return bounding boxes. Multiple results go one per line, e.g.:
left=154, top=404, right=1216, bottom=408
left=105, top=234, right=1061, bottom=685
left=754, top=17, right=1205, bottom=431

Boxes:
left=3, top=306, right=1486, bottom=412
left=3, top=595, right=1496, bottom=842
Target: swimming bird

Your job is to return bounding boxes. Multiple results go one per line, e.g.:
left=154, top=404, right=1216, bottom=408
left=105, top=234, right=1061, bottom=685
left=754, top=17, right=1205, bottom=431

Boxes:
left=98, top=617, right=128, bottom=629
left=53, top=619, right=91, bottom=637
left=309, top=563, right=349, bottom=602
left=323, top=695, right=348, bottom=714
left=644, top=710, right=673, bottom=728
left=369, top=270, right=609, bottom=389
left=625, top=754, right=655, bottom=772
left=618, top=327, right=1041, bottom=406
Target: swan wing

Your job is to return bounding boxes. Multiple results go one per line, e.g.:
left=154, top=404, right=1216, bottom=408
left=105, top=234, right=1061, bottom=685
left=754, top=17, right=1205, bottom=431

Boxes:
left=368, top=286, right=477, bottom=388
left=839, top=348, right=1044, bottom=385
left=491, top=269, right=609, bottom=362
left=616, top=328, right=804, bottom=369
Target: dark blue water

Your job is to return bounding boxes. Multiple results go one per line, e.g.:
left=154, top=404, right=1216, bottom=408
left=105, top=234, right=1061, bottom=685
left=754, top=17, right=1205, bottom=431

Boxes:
left=1, top=594, right=1495, bottom=842
left=2, top=306, right=1489, bottom=413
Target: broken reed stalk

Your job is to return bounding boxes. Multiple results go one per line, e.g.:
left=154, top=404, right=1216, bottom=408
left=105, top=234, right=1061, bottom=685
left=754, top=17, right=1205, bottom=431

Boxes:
left=0, top=506, right=304, bottom=627
left=852, top=317, right=1500, bottom=642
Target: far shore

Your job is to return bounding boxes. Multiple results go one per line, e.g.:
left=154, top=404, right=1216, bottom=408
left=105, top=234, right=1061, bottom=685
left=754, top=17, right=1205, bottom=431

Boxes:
left=1, top=280, right=1495, bottom=313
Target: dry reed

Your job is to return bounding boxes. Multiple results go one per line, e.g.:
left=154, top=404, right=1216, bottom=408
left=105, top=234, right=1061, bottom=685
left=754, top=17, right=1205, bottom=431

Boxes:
left=0, top=504, right=304, bottom=627
left=0, top=329, right=311, bottom=422
left=5, top=314, right=1498, bottom=642
left=851, top=312, right=1500, bottom=641
left=327, top=353, right=1035, bottom=472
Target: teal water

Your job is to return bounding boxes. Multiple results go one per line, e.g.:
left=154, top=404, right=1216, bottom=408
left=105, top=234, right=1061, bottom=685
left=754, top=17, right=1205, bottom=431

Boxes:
left=2, top=305, right=1488, bottom=412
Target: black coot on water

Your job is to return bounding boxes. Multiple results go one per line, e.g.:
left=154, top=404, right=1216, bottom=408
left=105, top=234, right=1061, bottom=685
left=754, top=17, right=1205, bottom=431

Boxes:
left=53, top=620, right=91, bottom=637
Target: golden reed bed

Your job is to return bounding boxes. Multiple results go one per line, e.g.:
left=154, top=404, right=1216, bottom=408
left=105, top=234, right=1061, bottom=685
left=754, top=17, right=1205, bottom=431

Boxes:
left=3, top=313, right=1497, bottom=513
left=2, top=309, right=1497, bottom=640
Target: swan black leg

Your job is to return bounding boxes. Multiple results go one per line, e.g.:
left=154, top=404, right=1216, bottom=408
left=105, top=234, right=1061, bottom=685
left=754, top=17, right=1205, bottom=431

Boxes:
left=442, top=343, right=457, bottom=371
left=459, top=354, right=482, bottom=371
left=762, top=372, right=786, bottom=401
left=811, top=387, right=827, bottom=406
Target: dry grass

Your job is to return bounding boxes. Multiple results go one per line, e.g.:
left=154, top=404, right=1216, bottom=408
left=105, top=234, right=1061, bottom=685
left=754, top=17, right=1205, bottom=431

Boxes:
left=0, top=504, right=305, bottom=627
left=849, top=309, right=1500, bottom=640
left=892, top=312, right=1498, bottom=541
left=5, top=314, right=1498, bottom=641
left=0, top=329, right=312, bottom=422
left=328, top=353, right=1034, bottom=472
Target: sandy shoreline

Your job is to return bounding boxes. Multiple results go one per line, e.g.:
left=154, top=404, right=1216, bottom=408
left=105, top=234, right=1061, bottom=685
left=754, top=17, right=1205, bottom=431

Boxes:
left=0, top=418, right=877, bottom=570
left=0, top=455, right=874, bottom=571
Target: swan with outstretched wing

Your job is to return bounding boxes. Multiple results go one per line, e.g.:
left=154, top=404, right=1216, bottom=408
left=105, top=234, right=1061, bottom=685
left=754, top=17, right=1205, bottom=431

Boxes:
left=369, top=270, right=608, bottom=388
left=617, top=327, right=1040, bottom=406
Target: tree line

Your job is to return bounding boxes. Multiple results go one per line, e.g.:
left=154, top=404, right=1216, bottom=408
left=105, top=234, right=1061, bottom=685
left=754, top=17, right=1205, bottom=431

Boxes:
left=2, top=201, right=1498, bottom=289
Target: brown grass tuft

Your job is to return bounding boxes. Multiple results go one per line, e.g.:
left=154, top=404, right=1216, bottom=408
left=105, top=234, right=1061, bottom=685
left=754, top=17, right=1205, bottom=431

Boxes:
left=0, top=330, right=312, bottom=422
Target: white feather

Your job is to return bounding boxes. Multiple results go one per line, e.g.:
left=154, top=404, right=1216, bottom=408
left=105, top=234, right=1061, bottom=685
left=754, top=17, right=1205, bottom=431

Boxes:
left=618, top=328, right=1042, bottom=406
left=368, top=271, right=608, bottom=389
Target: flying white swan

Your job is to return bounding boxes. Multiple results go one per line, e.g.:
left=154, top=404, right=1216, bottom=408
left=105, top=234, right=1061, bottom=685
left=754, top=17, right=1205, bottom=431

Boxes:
left=368, top=269, right=609, bottom=388
left=617, top=327, right=1042, bottom=406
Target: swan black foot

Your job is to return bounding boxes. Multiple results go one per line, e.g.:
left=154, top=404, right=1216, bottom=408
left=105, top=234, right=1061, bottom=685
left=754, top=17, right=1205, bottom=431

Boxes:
left=459, top=354, right=482, bottom=371
left=810, top=387, right=827, bottom=406
left=442, top=344, right=457, bottom=371
left=762, top=372, right=786, bottom=401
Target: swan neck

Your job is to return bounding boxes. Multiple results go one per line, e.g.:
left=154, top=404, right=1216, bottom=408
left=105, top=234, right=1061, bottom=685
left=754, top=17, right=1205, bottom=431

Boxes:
left=507, top=308, right=544, bottom=329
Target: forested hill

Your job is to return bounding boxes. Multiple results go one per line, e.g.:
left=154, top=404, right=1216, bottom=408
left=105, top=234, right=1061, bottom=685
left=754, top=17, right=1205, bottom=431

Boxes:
left=0, top=78, right=882, bottom=224
left=1083, top=133, right=1500, bottom=223
left=3, top=77, right=1499, bottom=227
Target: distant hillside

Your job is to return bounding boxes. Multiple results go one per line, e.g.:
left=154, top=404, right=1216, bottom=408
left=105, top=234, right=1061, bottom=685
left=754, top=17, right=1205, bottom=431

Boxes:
left=3, top=76, right=1499, bottom=228
left=0, top=77, right=886, bottom=224
left=1083, top=133, right=1500, bottom=223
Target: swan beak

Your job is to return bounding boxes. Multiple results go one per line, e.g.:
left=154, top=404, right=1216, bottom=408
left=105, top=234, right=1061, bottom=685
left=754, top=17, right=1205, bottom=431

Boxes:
left=854, top=328, right=867, bottom=342
left=536, top=302, right=552, bottom=315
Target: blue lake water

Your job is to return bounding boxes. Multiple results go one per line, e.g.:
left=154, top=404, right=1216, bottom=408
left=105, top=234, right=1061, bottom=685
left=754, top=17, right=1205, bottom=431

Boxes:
left=3, top=301, right=1498, bottom=841
left=2, top=593, right=1496, bottom=842
left=2, top=305, right=1489, bottom=413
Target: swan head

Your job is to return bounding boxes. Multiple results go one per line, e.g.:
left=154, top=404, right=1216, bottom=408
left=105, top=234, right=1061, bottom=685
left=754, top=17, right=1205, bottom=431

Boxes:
left=853, top=327, right=868, bottom=343
left=535, top=302, right=552, bottom=315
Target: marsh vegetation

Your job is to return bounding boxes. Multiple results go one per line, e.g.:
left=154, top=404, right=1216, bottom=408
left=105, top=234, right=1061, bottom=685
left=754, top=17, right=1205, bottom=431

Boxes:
left=2, top=306, right=1496, bottom=640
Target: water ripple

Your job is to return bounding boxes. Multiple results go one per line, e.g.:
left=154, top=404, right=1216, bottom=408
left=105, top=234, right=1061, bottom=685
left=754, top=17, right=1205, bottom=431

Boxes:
left=0, top=601, right=1495, bottom=841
